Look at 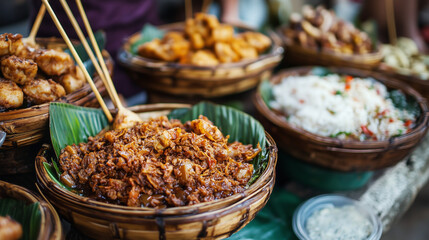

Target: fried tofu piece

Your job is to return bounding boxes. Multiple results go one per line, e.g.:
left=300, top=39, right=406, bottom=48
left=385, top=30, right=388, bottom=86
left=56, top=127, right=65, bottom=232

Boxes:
left=58, top=65, right=85, bottom=94
left=23, top=79, right=66, bottom=105
left=35, top=49, right=74, bottom=76
left=214, top=42, right=239, bottom=63
left=1, top=55, right=37, bottom=85
left=0, top=33, right=23, bottom=56
left=190, top=50, right=219, bottom=66
left=240, top=32, right=271, bottom=53
left=0, top=80, right=23, bottom=109
left=231, top=38, right=258, bottom=60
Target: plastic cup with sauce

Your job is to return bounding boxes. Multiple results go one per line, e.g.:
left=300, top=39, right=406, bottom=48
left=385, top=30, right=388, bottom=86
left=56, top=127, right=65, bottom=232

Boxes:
left=292, top=194, right=382, bottom=240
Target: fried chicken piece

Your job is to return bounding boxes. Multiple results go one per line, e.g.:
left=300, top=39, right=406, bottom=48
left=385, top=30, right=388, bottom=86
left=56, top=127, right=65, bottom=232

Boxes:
left=230, top=38, right=258, bottom=60
left=239, top=32, right=271, bottom=53
left=208, top=24, right=234, bottom=46
left=15, top=43, right=40, bottom=60
left=23, top=79, right=66, bottom=105
left=214, top=42, right=239, bottom=63
left=190, top=50, right=219, bottom=66
left=188, top=33, right=205, bottom=49
left=58, top=65, right=85, bottom=94
left=194, top=12, right=220, bottom=29
left=35, top=49, right=74, bottom=76
left=0, top=80, right=24, bottom=109
left=138, top=37, right=190, bottom=62
left=1, top=55, right=37, bottom=85
left=0, top=216, right=22, bottom=240
left=0, top=33, right=23, bottom=56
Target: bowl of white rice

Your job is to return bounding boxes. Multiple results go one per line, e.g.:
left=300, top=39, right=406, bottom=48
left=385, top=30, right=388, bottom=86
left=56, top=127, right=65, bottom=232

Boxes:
left=254, top=66, right=429, bottom=171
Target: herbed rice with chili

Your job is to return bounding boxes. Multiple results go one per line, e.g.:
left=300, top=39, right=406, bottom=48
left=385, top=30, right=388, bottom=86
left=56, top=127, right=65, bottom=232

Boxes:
left=270, top=74, right=415, bottom=141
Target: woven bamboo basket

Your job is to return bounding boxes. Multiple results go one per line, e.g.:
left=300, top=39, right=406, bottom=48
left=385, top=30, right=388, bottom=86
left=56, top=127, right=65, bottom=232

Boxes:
left=0, top=37, right=113, bottom=175
left=35, top=103, right=277, bottom=240
left=0, top=180, right=62, bottom=239
left=253, top=66, right=429, bottom=171
left=117, top=22, right=283, bottom=98
left=377, top=63, right=429, bottom=100
left=277, top=27, right=383, bottom=70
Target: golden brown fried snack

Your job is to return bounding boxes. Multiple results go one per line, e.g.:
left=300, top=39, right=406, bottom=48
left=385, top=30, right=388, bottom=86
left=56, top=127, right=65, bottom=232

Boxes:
left=230, top=38, right=258, bottom=60
left=23, top=79, right=66, bottom=105
left=35, top=49, right=74, bottom=76
left=58, top=66, right=85, bottom=94
left=214, top=42, right=239, bottom=63
left=0, top=216, right=22, bottom=240
left=0, top=33, right=23, bottom=56
left=190, top=50, right=219, bottom=66
left=239, top=32, right=271, bottom=53
left=1, top=55, right=37, bottom=85
left=0, top=80, right=23, bottom=109
left=209, top=24, right=234, bottom=44
left=138, top=37, right=190, bottom=62
left=188, top=33, right=205, bottom=49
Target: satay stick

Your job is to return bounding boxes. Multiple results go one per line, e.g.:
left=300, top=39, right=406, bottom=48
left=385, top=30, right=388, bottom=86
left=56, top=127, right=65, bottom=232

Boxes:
left=59, top=0, right=116, bottom=106
left=75, top=0, right=141, bottom=129
left=42, top=0, right=113, bottom=122
left=202, top=0, right=212, bottom=13
left=185, top=0, right=193, bottom=19
left=27, top=3, right=46, bottom=45
left=75, top=0, right=122, bottom=107
left=385, top=0, right=397, bottom=45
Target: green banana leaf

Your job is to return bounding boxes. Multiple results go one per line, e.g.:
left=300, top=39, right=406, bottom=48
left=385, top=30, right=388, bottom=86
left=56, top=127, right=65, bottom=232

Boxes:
left=48, top=101, right=269, bottom=189
left=130, top=24, right=165, bottom=55
left=0, top=198, right=41, bottom=240
left=227, top=188, right=302, bottom=240
left=64, top=30, right=106, bottom=77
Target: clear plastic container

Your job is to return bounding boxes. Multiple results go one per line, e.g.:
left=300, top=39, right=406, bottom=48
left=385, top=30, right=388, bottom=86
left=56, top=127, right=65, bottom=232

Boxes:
left=293, top=194, right=382, bottom=240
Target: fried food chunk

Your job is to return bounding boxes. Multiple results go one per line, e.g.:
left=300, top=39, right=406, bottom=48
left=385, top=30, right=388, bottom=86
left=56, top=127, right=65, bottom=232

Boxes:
left=59, top=116, right=261, bottom=207
left=23, top=79, right=66, bottom=105
left=0, top=216, right=22, bottom=240
left=35, top=49, right=74, bottom=76
left=0, top=33, right=23, bottom=56
left=0, top=80, right=23, bottom=109
left=190, top=50, right=219, bottom=66
left=240, top=32, right=271, bottom=53
left=138, top=35, right=190, bottom=62
left=231, top=38, right=258, bottom=60
left=211, top=24, right=234, bottom=43
left=138, top=13, right=269, bottom=65
left=284, top=5, right=373, bottom=54
left=214, top=42, right=239, bottom=63
left=58, top=66, right=85, bottom=94
left=1, top=55, right=37, bottom=85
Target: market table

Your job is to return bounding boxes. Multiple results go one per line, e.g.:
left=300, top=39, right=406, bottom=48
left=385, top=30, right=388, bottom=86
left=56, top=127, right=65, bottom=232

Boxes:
left=1, top=99, right=429, bottom=239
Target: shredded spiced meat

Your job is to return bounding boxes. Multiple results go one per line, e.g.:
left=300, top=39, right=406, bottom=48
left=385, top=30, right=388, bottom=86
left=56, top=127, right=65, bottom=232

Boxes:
left=59, top=116, right=261, bottom=208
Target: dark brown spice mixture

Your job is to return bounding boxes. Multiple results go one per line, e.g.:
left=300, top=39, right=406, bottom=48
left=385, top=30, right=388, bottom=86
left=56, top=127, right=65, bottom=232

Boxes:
left=59, top=116, right=261, bottom=208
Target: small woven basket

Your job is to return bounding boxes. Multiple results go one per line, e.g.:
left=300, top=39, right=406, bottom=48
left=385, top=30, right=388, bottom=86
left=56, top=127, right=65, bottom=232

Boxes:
left=253, top=66, right=429, bottom=171
left=35, top=103, right=277, bottom=239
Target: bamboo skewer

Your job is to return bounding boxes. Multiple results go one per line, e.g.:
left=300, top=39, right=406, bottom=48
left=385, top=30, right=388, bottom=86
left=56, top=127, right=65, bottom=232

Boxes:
left=59, top=0, right=116, bottom=105
left=26, top=3, right=46, bottom=46
left=185, top=0, right=193, bottom=19
left=41, top=0, right=113, bottom=122
left=385, top=0, right=397, bottom=45
left=202, top=0, right=212, bottom=13
left=75, top=0, right=141, bottom=129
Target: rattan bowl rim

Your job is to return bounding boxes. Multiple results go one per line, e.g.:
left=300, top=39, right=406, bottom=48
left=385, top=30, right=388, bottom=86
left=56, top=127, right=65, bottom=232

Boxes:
left=0, top=180, right=62, bottom=239
left=118, top=22, right=284, bottom=71
left=254, top=66, right=429, bottom=150
left=35, top=104, right=277, bottom=215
